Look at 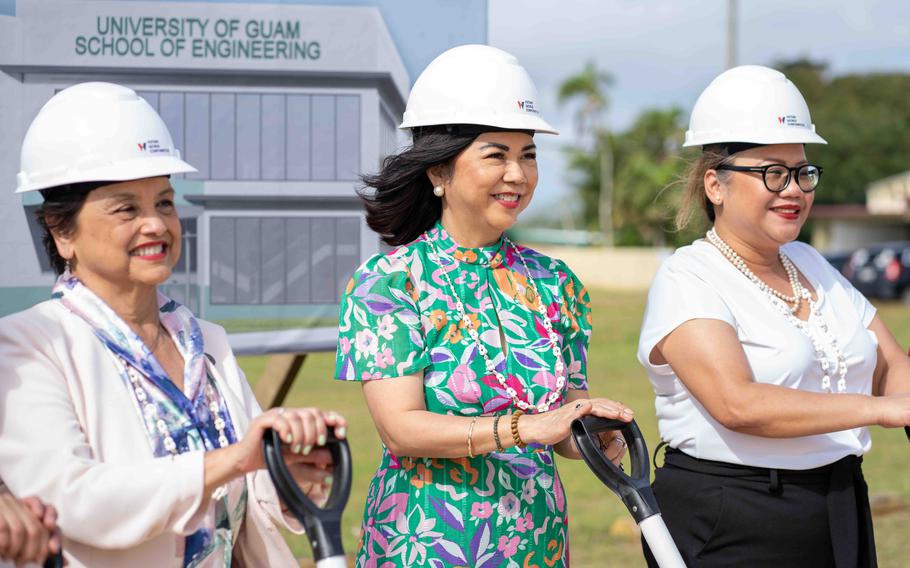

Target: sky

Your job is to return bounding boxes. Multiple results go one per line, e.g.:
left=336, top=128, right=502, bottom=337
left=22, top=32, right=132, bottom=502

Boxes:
left=487, top=0, right=910, bottom=221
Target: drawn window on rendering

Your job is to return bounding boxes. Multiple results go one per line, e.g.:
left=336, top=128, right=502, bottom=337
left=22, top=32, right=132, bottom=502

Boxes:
left=174, top=217, right=199, bottom=274
left=379, top=103, right=400, bottom=164
left=211, top=94, right=236, bottom=180
left=262, top=94, right=285, bottom=181
left=160, top=217, right=200, bottom=313
left=137, top=91, right=360, bottom=182
left=158, top=92, right=186, bottom=179
left=286, top=95, right=312, bottom=180
left=210, top=217, right=235, bottom=304
left=209, top=216, right=361, bottom=305
left=184, top=93, right=211, bottom=179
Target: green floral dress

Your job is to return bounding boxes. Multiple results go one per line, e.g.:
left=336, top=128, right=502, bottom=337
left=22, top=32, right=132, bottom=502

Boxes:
left=335, top=222, right=592, bottom=568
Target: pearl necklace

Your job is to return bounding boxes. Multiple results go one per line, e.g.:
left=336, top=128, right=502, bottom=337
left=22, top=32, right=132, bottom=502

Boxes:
left=122, top=357, right=231, bottom=498
left=425, top=235, right=567, bottom=412
left=706, top=228, right=802, bottom=312
left=706, top=229, right=848, bottom=393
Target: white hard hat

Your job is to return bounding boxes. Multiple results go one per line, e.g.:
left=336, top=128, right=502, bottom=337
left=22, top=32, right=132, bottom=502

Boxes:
left=16, top=82, right=196, bottom=193
left=400, top=44, right=558, bottom=135
left=683, top=65, right=826, bottom=148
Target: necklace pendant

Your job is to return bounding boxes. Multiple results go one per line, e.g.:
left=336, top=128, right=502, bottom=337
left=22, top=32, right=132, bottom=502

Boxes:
left=525, top=286, right=537, bottom=303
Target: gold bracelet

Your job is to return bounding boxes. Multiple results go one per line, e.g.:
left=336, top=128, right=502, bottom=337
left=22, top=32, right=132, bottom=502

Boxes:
left=510, top=409, right=526, bottom=448
left=492, top=414, right=504, bottom=452
left=467, top=416, right=478, bottom=458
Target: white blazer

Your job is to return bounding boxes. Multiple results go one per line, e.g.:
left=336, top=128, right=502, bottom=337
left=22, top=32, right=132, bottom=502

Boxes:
left=0, top=300, right=303, bottom=567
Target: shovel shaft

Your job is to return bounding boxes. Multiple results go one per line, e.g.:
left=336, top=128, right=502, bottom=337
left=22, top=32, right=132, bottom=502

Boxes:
left=640, top=515, right=686, bottom=568
left=316, top=555, right=348, bottom=568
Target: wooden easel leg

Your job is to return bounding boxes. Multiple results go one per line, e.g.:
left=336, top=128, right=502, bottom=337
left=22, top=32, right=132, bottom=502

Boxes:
left=253, top=353, right=307, bottom=409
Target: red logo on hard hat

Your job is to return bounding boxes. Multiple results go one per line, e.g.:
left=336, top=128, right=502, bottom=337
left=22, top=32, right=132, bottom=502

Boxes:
left=517, top=100, right=538, bottom=114
left=777, top=115, right=807, bottom=128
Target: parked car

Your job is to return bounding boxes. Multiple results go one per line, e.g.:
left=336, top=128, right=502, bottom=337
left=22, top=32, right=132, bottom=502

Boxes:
left=822, top=250, right=852, bottom=274
left=841, top=241, right=910, bottom=301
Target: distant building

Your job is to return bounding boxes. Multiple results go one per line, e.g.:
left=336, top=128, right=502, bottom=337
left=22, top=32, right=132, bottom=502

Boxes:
left=811, top=170, right=910, bottom=253
left=867, top=170, right=910, bottom=217
left=0, top=0, right=487, bottom=326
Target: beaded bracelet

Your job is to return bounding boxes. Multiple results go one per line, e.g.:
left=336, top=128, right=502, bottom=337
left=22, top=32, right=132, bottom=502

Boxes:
left=492, top=414, right=504, bottom=452
left=467, top=416, right=478, bottom=458
left=510, top=409, right=527, bottom=448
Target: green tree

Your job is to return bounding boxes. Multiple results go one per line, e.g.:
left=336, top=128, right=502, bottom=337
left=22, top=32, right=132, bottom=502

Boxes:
left=561, top=104, right=698, bottom=247
left=776, top=59, right=910, bottom=204
left=557, top=61, right=615, bottom=241
left=611, top=108, right=694, bottom=246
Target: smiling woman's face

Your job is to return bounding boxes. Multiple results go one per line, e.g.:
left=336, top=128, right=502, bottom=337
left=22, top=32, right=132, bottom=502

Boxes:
left=711, top=143, right=815, bottom=250
left=432, top=131, right=538, bottom=247
left=53, top=176, right=181, bottom=292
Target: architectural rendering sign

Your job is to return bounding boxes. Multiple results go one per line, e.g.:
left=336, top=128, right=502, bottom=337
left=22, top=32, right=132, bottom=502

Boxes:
left=0, top=0, right=485, bottom=319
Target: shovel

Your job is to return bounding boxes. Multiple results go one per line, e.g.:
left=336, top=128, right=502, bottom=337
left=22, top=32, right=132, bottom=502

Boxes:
left=571, top=416, right=686, bottom=568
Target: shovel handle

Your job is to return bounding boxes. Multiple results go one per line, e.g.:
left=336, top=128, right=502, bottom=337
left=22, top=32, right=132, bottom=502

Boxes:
left=570, top=416, right=659, bottom=523
left=44, top=551, right=63, bottom=568
left=572, top=417, right=687, bottom=568
left=262, top=428, right=352, bottom=563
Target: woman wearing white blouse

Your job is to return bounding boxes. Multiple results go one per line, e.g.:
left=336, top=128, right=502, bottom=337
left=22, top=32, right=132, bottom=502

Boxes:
left=638, top=65, right=910, bottom=567
left=0, top=83, right=346, bottom=567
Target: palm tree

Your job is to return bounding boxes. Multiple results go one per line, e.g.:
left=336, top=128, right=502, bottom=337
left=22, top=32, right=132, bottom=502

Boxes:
left=558, top=61, right=615, bottom=244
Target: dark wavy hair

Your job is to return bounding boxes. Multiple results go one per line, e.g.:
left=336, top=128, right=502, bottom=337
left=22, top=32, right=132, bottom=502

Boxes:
left=359, top=126, right=479, bottom=246
left=35, top=181, right=109, bottom=274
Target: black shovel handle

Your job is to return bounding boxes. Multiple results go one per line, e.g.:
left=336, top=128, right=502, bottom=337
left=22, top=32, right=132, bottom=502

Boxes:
left=262, top=428, right=352, bottom=562
left=43, top=551, right=63, bottom=568
left=571, top=416, right=660, bottom=523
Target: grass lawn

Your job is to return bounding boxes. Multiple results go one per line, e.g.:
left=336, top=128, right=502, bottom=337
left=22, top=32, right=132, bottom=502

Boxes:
left=237, top=289, right=910, bottom=567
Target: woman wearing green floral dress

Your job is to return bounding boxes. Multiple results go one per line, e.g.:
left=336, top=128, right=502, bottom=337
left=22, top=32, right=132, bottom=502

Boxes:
left=334, top=45, right=634, bottom=568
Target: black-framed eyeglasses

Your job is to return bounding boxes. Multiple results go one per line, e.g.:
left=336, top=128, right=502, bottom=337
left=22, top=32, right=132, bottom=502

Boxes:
left=715, top=163, right=823, bottom=193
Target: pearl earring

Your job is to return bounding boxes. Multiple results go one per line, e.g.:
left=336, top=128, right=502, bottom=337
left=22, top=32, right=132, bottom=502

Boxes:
left=433, top=186, right=445, bottom=197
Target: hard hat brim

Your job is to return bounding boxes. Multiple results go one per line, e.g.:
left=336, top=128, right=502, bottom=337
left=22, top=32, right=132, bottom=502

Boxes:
left=16, top=156, right=198, bottom=193
left=399, top=114, right=559, bottom=136
left=683, top=128, right=827, bottom=148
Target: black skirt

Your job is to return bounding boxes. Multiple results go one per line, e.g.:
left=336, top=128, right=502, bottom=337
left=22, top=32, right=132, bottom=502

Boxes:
left=642, top=447, right=877, bottom=568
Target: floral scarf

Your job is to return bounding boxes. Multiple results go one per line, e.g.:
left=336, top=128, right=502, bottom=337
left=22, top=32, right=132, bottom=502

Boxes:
left=52, top=272, right=246, bottom=567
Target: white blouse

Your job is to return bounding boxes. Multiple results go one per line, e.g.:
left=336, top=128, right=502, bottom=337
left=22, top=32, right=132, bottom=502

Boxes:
left=638, top=239, right=878, bottom=469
